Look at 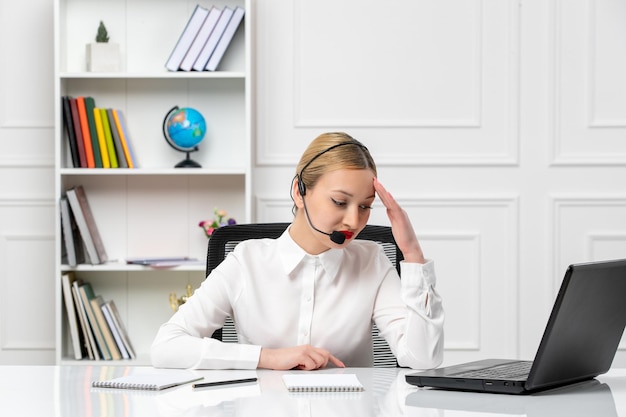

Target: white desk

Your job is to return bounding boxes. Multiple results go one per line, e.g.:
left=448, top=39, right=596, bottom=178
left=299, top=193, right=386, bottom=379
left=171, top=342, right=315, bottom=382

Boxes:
left=1, top=366, right=625, bottom=416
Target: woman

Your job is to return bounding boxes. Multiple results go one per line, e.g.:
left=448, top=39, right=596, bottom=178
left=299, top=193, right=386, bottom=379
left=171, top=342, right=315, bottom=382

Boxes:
left=151, top=132, right=444, bottom=370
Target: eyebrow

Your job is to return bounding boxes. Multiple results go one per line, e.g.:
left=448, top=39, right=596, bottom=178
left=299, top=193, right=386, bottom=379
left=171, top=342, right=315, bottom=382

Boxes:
left=333, top=190, right=376, bottom=200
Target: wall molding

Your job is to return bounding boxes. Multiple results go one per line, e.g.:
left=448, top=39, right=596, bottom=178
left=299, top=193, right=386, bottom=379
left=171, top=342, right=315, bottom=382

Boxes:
left=257, top=0, right=520, bottom=167
left=0, top=233, right=55, bottom=351
left=0, top=198, right=54, bottom=206
left=0, top=156, right=54, bottom=168
left=551, top=194, right=626, bottom=292
left=421, top=231, right=482, bottom=351
left=549, top=0, right=626, bottom=166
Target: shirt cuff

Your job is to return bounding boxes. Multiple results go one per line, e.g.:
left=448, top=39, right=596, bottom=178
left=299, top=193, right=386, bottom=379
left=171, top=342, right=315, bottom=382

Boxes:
left=193, top=340, right=262, bottom=370
left=400, top=259, right=436, bottom=288
left=400, top=259, right=437, bottom=316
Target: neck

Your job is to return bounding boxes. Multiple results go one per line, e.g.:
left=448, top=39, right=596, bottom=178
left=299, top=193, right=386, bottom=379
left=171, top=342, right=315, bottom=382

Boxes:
left=289, top=212, right=330, bottom=255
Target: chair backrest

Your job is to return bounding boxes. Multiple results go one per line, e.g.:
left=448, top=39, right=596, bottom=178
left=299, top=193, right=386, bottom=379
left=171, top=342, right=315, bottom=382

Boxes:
left=205, top=223, right=403, bottom=367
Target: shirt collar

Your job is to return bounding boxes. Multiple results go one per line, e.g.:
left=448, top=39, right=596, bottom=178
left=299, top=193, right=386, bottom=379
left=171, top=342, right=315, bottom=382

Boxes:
left=277, top=227, right=344, bottom=282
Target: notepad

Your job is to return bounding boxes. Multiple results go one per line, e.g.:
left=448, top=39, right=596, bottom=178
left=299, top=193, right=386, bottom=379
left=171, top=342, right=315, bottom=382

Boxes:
left=92, top=371, right=203, bottom=391
left=282, top=374, right=364, bottom=392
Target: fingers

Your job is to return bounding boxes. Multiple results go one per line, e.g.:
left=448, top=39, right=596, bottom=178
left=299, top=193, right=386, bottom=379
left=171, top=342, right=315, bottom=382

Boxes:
left=296, top=347, right=344, bottom=370
left=328, top=353, right=346, bottom=368
left=373, top=177, right=391, bottom=206
left=296, top=349, right=326, bottom=370
left=258, top=345, right=345, bottom=370
left=374, top=177, right=400, bottom=211
left=373, top=178, right=426, bottom=263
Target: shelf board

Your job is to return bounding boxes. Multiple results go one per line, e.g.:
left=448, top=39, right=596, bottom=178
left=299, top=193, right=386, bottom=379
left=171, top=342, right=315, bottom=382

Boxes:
left=59, top=353, right=151, bottom=366
left=59, top=167, right=246, bottom=176
left=59, top=71, right=246, bottom=80
left=61, top=261, right=205, bottom=273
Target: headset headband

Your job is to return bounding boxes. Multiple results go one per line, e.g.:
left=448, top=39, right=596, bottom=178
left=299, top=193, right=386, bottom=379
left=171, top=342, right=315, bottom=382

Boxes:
left=297, top=141, right=369, bottom=196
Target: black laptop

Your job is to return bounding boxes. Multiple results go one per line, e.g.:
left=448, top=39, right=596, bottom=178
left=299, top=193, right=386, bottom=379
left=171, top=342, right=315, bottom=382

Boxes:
left=406, top=258, right=626, bottom=394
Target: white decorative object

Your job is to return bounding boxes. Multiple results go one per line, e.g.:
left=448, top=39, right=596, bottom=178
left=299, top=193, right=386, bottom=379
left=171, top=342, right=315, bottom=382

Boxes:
left=86, top=42, right=120, bottom=72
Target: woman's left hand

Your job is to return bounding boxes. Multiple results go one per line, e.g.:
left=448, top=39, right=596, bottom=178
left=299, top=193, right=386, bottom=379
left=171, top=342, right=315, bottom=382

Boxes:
left=374, top=178, right=425, bottom=264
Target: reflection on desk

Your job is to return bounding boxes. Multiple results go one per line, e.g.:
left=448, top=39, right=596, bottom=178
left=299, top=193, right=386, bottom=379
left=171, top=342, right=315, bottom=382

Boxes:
left=70, top=367, right=398, bottom=417
left=406, top=379, right=616, bottom=416
left=406, top=369, right=626, bottom=417
left=0, top=366, right=625, bottom=417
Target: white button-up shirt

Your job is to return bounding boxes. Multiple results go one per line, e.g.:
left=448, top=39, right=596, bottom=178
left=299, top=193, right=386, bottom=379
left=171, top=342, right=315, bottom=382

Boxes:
left=151, top=228, right=444, bottom=370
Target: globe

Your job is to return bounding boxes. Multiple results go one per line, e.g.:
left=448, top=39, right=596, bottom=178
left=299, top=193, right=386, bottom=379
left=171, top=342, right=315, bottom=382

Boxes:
left=162, top=106, right=206, bottom=168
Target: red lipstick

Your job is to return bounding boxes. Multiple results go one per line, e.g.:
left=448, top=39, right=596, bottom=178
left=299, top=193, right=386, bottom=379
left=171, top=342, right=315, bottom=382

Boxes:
left=340, top=230, right=354, bottom=240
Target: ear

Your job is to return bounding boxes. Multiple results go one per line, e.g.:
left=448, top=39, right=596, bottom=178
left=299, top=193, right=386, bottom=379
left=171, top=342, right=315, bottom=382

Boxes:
left=291, top=177, right=305, bottom=209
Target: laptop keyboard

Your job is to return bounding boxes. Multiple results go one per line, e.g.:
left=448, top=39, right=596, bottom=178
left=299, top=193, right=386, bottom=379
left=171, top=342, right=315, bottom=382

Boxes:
left=451, top=361, right=532, bottom=379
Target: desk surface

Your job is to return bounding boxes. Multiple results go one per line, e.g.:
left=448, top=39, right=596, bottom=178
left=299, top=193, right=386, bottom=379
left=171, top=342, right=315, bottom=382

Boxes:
left=0, top=366, right=625, bottom=417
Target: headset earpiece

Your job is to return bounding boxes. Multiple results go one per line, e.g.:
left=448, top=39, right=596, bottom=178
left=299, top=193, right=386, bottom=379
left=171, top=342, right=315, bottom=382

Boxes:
left=297, top=177, right=306, bottom=196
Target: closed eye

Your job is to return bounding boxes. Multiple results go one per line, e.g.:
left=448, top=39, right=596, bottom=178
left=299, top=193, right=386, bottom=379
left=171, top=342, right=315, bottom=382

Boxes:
left=331, top=198, right=372, bottom=210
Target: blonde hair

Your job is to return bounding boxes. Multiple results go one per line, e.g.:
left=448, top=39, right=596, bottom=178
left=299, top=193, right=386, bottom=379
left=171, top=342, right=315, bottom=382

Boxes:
left=295, top=132, right=377, bottom=199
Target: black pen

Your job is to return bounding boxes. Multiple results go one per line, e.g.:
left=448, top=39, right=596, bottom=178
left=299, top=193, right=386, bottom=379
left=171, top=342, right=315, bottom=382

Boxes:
left=192, top=377, right=258, bottom=389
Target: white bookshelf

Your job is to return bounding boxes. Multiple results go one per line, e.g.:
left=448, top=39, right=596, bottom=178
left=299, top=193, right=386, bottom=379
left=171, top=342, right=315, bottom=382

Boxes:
left=54, top=0, right=252, bottom=365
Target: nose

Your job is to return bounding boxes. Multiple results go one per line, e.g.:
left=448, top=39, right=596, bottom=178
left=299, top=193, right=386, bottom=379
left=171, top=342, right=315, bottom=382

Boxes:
left=342, top=204, right=361, bottom=229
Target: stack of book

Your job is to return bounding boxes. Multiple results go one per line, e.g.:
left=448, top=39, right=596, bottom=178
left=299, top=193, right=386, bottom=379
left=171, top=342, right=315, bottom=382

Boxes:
left=165, top=4, right=245, bottom=72
left=62, top=272, right=135, bottom=361
left=60, top=185, right=107, bottom=266
left=61, top=95, right=137, bottom=169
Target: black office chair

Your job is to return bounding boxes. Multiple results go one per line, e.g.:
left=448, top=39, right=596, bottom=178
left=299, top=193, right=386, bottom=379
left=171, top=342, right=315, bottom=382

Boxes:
left=205, top=222, right=404, bottom=367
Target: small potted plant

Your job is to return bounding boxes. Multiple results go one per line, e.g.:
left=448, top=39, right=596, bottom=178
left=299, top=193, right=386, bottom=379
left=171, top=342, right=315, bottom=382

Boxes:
left=86, top=21, right=120, bottom=72
left=199, top=208, right=237, bottom=238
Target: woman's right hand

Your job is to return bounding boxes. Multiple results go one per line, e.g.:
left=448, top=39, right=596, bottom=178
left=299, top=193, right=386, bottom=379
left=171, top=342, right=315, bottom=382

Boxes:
left=258, top=344, right=345, bottom=370
left=374, top=177, right=425, bottom=264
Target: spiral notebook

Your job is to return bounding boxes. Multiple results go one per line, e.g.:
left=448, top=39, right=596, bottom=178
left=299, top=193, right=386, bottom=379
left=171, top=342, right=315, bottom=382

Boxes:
left=92, top=371, right=203, bottom=391
left=282, top=374, right=364, bottom=392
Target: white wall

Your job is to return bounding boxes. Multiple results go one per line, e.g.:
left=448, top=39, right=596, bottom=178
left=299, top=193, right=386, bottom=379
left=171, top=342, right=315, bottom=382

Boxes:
left=0, top=0, right=624, bottom=366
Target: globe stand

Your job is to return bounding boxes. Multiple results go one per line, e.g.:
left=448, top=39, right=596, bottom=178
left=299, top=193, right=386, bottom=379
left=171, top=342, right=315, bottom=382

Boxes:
left=175, top=151, right=202, bottom=168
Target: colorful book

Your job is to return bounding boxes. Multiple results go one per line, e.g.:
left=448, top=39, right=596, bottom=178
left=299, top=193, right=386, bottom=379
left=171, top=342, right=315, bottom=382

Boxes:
left=76, top=96, right=95, bottom=168
left=101, top=301, right=131, bottom=359
left=114, top=110, right=138, bottom=168
left=84, top=97, right=103, bottom=168
left=93, top=108, right=110, bottom=168
left=165, top=4, right=210, bottom=71
left=69, top=98, right=87, bottom=167
left=61, top=272, right=84, bottom=360
left=111, top=109, right=135, bottom=168
left=72, top=279, right=97, bottom=360
left=205, top=6, right=245, bottom=71
left=66, top=185, right=108, bottom=264
left=193, top=6, right=234, bottom=71
left=60, top=197, right=85, bottom=266
left=180, top=6, right=221, bottom=71
left=107, top=108, right=128, bottom=168
left=100, top=108, right=118, bottom=168
left=78, top=282, right=112, bottom=360
left=103, top=299, right=136, bottom=359
left=61, top=96, right=79, bottom=167
left=90, top=296, right=122, bottom=360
